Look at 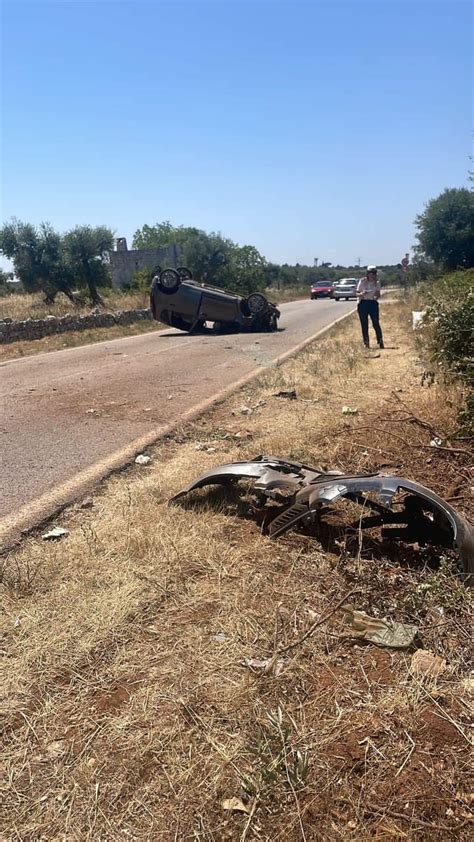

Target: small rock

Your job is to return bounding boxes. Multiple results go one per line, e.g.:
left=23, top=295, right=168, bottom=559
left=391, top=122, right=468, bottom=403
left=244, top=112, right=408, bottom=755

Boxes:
left=274, top=389, right=297, bottom=400
left=135, top=454, right=152, bottom=465
left=411, top=649, right=447, bottom=678
left=342, top=405, right=358, bottom=415
left=222, top=797, right=250, bottom=814
left=80, top=497, right=94, bottom=509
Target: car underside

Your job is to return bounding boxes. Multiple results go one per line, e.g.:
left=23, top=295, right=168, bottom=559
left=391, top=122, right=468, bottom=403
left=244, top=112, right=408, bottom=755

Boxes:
left=150, top=267, right=280, bottom=334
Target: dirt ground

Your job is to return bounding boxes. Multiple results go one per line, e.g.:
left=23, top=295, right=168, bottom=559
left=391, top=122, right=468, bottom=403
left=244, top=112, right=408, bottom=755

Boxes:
left=1, top=305, right=472, bottom=840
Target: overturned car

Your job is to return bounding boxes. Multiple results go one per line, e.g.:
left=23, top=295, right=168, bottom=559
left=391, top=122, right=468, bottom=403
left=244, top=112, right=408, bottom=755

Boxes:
left=150, top=267, right=280, bottom=333
left=171, top=456, right=474, bottom=580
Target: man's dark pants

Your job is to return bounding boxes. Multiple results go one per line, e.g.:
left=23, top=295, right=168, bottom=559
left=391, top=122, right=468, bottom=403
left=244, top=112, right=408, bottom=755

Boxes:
left=357, top=300, right=383, bottom=347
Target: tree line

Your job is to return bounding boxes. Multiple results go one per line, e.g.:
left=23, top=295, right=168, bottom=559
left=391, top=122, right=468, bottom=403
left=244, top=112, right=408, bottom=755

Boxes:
left=1, top=186, right=472, bottom=305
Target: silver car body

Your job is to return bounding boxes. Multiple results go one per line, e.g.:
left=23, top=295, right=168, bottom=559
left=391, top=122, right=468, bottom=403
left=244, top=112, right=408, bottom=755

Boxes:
left=333, top=278, right=359, bottom=300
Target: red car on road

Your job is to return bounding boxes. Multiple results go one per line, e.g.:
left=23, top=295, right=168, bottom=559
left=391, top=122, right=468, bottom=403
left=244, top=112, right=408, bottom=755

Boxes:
left=310, top=280, right=334, bottom=299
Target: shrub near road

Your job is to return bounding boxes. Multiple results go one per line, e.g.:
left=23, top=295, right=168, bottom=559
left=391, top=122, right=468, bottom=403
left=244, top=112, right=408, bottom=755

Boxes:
left=1, top=307, right=472, bottom=839
left=414, top=269, right=474, bottom=433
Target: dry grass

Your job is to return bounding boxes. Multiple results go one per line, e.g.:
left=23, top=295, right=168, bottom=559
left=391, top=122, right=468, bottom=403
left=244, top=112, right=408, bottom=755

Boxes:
left=1, top=306, right=472, bottom=840
left=0, top=290, right=150, bottom=322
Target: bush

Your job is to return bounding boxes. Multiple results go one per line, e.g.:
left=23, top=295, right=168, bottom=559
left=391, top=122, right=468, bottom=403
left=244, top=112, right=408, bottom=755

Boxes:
left=421, top=269, right=474, bottom=431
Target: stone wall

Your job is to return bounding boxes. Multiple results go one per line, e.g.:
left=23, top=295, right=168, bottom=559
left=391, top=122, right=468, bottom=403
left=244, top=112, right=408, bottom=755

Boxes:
left=109, top=243, right=181, bottom=288
left=0, top=309, right=154, bottom=344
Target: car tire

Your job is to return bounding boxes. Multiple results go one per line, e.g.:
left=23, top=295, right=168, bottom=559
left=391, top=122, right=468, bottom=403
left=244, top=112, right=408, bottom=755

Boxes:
left=246, top=292, right=268, bottom=315
left=159, top=268, right=180, bottom=294
left=176, top=266, right=193, bottom=281
left=334, top=297, right=339, bottom=301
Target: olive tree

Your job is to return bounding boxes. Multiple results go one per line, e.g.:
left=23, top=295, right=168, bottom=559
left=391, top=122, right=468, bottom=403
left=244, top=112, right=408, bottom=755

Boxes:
left=63, top=225, right=114, bottom=304
left=0, top=219, right=74, bottom=302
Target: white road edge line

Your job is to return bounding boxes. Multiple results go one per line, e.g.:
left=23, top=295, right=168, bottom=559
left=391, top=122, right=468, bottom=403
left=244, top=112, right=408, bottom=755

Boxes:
left=0, top=308, right=355, bottom=549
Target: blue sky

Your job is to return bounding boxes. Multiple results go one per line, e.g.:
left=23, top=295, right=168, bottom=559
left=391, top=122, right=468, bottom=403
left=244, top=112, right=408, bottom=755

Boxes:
left=1, top=0, right=472, bottom=268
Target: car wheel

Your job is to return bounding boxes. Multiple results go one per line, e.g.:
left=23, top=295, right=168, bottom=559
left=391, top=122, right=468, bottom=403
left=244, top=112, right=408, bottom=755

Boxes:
left=159, top=268, right=180, bottom=294
left=246, top=292, right=268, bottom=315
left=345, top=297, right=349, bottom=301
left=176, top=266, right=193, bottom=281
left=334, top=297, right=339, bottom=301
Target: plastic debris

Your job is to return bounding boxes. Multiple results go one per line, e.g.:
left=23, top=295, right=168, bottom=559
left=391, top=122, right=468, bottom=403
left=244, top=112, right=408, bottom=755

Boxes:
left=42, top=526, right=69, bottom=541
left=135, top=454, right=152, bottom=465
left=411, top=649, right=447, bottom=678
left=342, top=607, right=418, bottom=649
left=412, top=310, right=427, bottom=330
left=342, top=405, right=359, bottom=415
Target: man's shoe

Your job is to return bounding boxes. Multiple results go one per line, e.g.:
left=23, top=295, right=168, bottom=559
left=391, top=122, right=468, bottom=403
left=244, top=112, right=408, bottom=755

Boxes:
left=379, top=341, right=385, bottom=349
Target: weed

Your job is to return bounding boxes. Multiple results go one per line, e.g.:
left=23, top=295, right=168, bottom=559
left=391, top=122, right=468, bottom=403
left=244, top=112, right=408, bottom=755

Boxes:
left=243, top=706, right=309, bottom=799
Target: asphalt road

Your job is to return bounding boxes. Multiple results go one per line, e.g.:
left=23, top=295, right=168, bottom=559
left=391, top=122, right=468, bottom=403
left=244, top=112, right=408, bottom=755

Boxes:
left=0, top=298, right=355, bottom=541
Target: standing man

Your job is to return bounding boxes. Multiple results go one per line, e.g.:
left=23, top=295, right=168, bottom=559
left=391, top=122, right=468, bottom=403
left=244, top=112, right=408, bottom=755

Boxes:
left=356, top=266, right=384, bottom=349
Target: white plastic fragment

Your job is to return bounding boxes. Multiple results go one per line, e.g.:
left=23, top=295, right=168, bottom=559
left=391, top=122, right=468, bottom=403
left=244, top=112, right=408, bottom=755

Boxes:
left=412, top=310, right=427, bottom=330
left=42, top=527, right=69, bottom=541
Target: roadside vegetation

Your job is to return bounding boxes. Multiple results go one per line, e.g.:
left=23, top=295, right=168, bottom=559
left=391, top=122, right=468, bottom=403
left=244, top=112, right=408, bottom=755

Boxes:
left=410, top=269, right=473, bottom=434
left=0, top=221, right=114, bottom=305
left=1, top=217, right=406, bottom=328
left=1, top=306, right=472, bottom=839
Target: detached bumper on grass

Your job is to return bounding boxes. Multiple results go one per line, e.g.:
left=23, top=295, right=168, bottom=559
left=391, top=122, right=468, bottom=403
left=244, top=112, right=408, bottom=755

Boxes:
left=171, top=456, right=474, bottom=579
